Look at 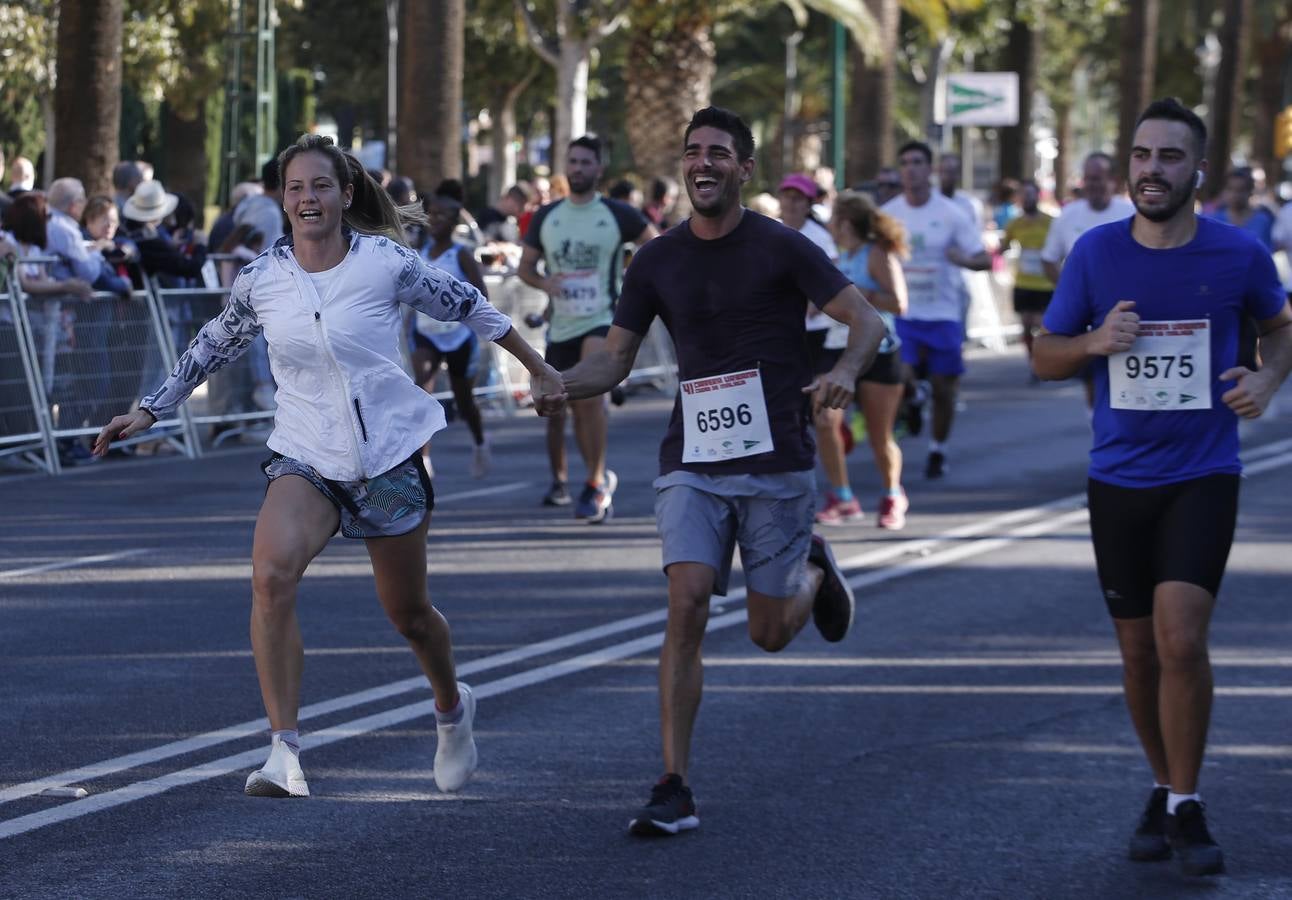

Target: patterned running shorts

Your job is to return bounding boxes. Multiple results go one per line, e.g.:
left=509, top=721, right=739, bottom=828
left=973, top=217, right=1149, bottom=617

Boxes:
left=261, top=453, right=434, bottom=539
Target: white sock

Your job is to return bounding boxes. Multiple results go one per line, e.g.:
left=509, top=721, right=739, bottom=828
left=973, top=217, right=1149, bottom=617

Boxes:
left=1167, top=791, right=1200, bottom=814
left=435, top=697, right=464, bottom=726
left=272, top=729, right=301, bottom=755
left=929, top=440, right=945, bottom=453
left=1153, top=782, right=1170, bottom=791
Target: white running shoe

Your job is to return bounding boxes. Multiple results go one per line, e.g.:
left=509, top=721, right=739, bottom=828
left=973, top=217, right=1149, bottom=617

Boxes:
left=244, top=734, right=309, bottom=798
left=433, top=683, right=478, bottom=792
left=471, top=440, right=492, bottom=479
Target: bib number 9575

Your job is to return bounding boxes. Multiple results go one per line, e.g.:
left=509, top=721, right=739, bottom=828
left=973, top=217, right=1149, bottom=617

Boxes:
left=1122, top=354, right=1194, bottom=380
left=1108, top=319, right=1210, bottom=411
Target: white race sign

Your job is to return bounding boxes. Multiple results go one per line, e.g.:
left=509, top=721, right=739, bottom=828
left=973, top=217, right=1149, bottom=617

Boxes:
left=1109, top=319, right=1212, bottom=411
left=680, top=369, right=774, bottom=463
left=940, top=73, right=1020, bottom=127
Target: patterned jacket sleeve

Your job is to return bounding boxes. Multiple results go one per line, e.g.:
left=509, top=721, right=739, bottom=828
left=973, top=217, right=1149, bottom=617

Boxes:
left=386, top=239, right=512, bottom=341
left=140, top=262, right=263, bottom=418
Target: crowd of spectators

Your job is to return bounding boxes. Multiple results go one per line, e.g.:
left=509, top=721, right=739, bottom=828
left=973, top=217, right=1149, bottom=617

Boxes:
left=0, top=151, right=234, bottom=464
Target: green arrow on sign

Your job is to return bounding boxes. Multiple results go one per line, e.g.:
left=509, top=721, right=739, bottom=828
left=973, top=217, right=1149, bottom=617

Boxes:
left=950, top=81, right=1005, bottom=117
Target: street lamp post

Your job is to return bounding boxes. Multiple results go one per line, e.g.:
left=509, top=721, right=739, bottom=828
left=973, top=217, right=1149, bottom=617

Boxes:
left=386, top=0, right=399, bottom=167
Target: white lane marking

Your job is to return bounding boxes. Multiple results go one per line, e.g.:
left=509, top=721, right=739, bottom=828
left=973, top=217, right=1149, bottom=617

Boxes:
left=0, top=491, right=1078, bottom=807
left=0, top=503, right=1085, bottom=838
left=4, top=442, right=1291, bottom=837
left=1243, top=449, right=1292, bottom=476
left=434, top=481, right=531, bottom=503
left=0, top=550, right=147, bottom=580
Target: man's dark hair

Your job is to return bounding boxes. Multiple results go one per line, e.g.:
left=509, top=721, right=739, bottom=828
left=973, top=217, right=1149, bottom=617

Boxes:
left=1134, top=97, right=1208, bottom=158
left=897, top=141, right=933, bottom=164
left=506, top=182, right=536, bottom=204
left=608, top=178, right=635, bottom=201
left=1226, top=166, right=1255, bottom=190
left=112, top=161, right=142, bottom=192
left=650, top=175, right=677, bottom=203
left=435, top=178, right=466, bottom=204
left=261, top=157, right=281, bottom=191
left=1083, top=151, right=1115, bottom=170
left=684, top=107, right=755, bottom=162
left=569, top=135, right=603, bottom=162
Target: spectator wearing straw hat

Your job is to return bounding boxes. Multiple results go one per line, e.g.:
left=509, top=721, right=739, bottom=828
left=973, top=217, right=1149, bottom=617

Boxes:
left=122, top=179, right=208, bottom=287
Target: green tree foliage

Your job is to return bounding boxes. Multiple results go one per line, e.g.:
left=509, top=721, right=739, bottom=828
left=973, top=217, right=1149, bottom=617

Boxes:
left=278, top=0, right=386, bottom=147
left=0, top=0, right=56, bottom=162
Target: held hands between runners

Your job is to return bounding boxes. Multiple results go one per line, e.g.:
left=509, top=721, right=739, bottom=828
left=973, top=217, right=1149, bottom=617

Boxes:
left=93, top=408, right=156, bottom=457
left=530, top=362, right=569, bottom=417
left=1090, top=300, right=1140, bottom=355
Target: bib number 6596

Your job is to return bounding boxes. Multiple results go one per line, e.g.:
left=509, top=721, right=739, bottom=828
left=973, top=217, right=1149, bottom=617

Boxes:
left=695, top=403, right=752, bottom=434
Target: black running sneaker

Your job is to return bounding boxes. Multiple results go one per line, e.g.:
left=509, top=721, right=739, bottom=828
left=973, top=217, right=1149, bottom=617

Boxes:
left=902, top=381, right=928, bottom=437
left=1128, top=787, right=1171, bottom=861
left=1166, top=800, right=1225, bottom=876
left=807, top=534, right=854, bottom=642
left=629, top=774, right=699, bottom=836
left=542, top=480, right=572, bottom=507
left=925, top=450, right=946, bottom=479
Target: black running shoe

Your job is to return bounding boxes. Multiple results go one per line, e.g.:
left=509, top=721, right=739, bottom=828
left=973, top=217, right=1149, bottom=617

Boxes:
left=542, top=480, right=572, bottom=507
left=629, top=774, right=699, bottom=836
left=1128, top=787, right=1171, bottom=861
left=902, top=381, right=928, bottom=437
left=1166, top=800, right=1225, bottom=876
left=807, top=534, right=854, bottom=642
left=925, top=450, right=946, bottom=479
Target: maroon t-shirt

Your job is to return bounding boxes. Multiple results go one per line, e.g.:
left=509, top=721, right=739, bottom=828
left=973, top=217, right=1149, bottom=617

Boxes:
left=614, top=210, right=851, bottom=476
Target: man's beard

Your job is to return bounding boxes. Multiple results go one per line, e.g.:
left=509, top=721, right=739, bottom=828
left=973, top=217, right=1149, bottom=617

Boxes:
left=1132, top=178, right=1195, bottom=223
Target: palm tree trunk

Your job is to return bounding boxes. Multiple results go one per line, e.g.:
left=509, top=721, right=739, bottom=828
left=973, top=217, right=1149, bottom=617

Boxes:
left=624, top=2, right=715, bottom=197
left=1114, top=0, right=1160, bottom=174
left=53, top=0, right=122, bottom=196
left=162, top=104, right=207, bottom=227
left=998, top=11, right=1035, bottom=181
left=1054, top=100, right=1073, bottom=202
left=845, top=0, right=897, bottom=184
left=1205, top=0, right=1252, bottom=197
left=398, top=0, right=464, bottom=191
left=1250, top=23, right=1291, bottom=183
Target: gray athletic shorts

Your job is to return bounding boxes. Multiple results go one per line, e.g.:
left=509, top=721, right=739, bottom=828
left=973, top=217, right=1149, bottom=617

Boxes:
left=653, top=469, right=816, bottom=597
left=261, top=453, right=434, bottom=539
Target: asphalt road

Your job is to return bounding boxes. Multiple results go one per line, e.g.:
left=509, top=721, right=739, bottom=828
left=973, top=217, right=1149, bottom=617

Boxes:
left=2, top=349, right=1291, bottom=899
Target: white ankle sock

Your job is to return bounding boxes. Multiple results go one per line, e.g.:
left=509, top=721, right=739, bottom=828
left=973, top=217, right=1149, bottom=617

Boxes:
left=435, top=698, right=464, bottom=726
left=272, top=729, right=300, bottom=755
left=929, top=440, right=945, bottom=453
left=1167, top=791, right=1200, bottom=814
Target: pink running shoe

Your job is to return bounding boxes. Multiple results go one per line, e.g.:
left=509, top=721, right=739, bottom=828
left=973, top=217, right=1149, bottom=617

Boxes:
left=876, top=491, right=909, bottom=530
left=815, top=493, right=864, bottom=525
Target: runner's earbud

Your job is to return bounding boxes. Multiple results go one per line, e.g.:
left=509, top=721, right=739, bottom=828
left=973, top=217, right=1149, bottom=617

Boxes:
left=1194, top=171, right=1204, bottom=189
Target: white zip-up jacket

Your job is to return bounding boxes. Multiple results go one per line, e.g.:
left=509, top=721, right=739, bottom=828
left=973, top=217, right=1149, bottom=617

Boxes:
left=141, top=231, right=512, bottom=481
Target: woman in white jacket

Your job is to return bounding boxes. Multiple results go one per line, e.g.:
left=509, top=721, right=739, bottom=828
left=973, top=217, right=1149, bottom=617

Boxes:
left=93, top=134, right=567, bottom=799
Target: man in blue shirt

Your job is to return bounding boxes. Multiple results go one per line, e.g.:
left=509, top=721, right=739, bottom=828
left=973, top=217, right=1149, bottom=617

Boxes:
left=1205, top=166, right=1275, bottom=250
left=1035, top=98, right=1292, bottom=878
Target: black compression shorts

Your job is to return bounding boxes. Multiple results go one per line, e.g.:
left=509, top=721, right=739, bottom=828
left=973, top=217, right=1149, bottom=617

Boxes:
left=1086, top=473, right=1239, bottom=618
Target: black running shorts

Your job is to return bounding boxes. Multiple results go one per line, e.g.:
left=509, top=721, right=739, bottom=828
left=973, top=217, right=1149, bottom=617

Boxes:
left=544, top=325, right=611, bottom=372
left=1086, top=474, right=1240, bottom=619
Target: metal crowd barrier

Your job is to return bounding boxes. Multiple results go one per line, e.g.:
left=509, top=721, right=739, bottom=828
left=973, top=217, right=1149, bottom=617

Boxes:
left=0, top=252, right=679, bottom=476
left=3, top=257, right=200, bottom=473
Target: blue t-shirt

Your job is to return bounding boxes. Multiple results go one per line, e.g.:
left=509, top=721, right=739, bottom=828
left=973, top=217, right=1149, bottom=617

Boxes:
left=1205, top=205, right=1275, bottom=250
left=1044, top=217, right=1286, bottom=488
